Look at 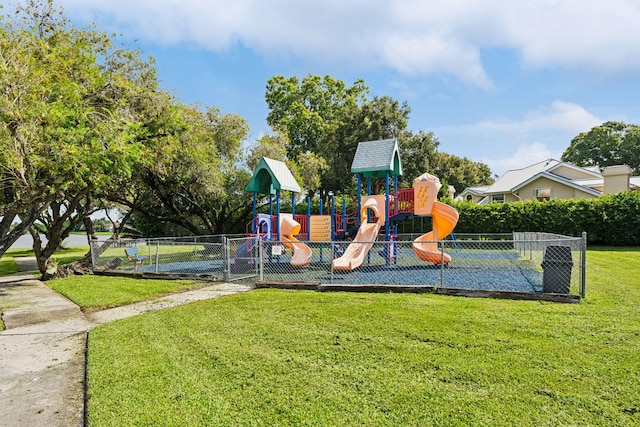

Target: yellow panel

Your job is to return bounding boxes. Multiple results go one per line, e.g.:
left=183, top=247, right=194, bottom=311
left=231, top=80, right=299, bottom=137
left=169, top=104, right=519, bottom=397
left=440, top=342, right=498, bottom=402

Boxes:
left=310, top=215, right=332, bottom=241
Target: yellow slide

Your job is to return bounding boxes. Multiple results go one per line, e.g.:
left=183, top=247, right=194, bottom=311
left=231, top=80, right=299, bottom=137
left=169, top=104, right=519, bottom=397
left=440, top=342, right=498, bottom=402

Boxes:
left=412, top=202, right=459, bottom=264
left=279, top=214, right=312, bottom=268
left=332, top=196, right=385, bottom=271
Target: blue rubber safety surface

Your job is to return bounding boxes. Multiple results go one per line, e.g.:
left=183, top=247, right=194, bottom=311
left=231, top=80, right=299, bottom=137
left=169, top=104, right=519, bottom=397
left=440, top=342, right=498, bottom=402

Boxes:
left=263, top=247, right=545, bottom=293
left=123, top=248, right=547, bottom=294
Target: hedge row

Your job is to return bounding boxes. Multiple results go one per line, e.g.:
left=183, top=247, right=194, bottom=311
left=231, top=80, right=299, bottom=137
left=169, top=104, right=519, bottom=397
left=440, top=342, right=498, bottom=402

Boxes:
left=451, top=191, right=640, bottom=246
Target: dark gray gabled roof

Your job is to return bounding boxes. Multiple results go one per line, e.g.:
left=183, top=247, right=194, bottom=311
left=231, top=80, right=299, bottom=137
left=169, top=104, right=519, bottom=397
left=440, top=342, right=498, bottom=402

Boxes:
left=350, top=138, right=403, bottom=178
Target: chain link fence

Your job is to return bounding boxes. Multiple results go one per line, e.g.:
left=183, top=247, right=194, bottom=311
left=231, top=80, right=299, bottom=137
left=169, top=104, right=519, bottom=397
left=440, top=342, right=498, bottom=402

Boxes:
left=92, top=235, right=236, bottom=279
left=92, top=232, right=586, bottom=297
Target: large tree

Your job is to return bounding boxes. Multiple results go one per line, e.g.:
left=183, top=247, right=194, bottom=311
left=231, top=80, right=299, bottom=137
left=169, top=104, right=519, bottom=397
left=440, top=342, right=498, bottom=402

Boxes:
left=124, top=103, right=252, bottom=236
left=561, top=121, right=640, bottom=173
left=0, top=0, right=146, bottom=260
left=398, top=130, right=440, bottom=185
left=265, top=74, right=369, bottom=159
left=246, top=132, right=289, bottom=172
left=245, top=132, right=327, bottom=200
left=264, top=73, right=498, bottom=207
left=432, top=153, right=494, bottom=197
left=322, top=95, right=411, bottom=195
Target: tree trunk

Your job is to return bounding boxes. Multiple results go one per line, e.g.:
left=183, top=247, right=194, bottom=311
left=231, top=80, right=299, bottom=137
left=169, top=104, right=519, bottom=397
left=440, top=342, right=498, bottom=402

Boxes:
left=29, top=228, right=50, bottom=274
left=0, top=204, right=44, bottom=257
left=43, top=250, right=94, bottom=280
left=40, top=209, right=131, bottom=280
left=41, top=238, right=120, bottom=280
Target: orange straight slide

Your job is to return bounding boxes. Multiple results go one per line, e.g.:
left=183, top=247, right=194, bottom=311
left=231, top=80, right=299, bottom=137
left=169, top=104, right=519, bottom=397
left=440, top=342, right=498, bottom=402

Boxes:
left=332, top=195, right=385, bottom=271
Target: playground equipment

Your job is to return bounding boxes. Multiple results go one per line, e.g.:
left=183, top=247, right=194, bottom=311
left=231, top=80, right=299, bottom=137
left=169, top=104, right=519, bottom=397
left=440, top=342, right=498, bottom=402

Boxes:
left=411, top=173, right=459, bottom=264
left=331, top=174, right=459, bottom=270
left=245, top=157, right=312, bottom=268
left=245, top=141, right=459, bottom=271
left=332, top=195, right=385, bottom=270
left=279, top=214, right=313, bottom=267
left=333, top=138, right=459, bottom=270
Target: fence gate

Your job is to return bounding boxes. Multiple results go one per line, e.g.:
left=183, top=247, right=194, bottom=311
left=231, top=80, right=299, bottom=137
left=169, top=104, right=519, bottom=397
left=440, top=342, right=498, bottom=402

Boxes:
left=224, top=236, right=262, bottom=282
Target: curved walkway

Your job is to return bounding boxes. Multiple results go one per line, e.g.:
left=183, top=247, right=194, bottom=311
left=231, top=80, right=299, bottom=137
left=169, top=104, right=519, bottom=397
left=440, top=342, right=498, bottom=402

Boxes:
left=0, top=257, right=251, bottom=426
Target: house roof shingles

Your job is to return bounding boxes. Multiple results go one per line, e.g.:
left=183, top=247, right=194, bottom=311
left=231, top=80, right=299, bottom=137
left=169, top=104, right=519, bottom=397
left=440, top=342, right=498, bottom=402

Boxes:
left=460, top=158, right=640, bottom=201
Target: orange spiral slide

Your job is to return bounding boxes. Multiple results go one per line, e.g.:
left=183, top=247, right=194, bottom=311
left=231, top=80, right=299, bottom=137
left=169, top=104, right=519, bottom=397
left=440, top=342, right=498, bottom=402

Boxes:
left=412, top=201, right=459, bottom=264
left=411, top=173, right=459, bottom=264
left=279, top=214, right=312, bottom=268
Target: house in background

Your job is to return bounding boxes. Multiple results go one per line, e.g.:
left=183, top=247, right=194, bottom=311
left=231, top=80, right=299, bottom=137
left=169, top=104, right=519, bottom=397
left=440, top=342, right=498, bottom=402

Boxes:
left=457, top=159, right=640, bottom=204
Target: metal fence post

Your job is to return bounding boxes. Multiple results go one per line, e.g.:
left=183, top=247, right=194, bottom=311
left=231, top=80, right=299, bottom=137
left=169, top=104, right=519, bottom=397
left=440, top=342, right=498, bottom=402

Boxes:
left=439, top=240, right=444, bottom=289
left=330, top=242, right=334, bottom=284
left=222, top=237, right=229, bottom=282
left=90, top=242, right=96, bottom=269
left=155, top=240, right=159, bottom=273
left=259, top=237, right=264, bottom=282
left=581, top=231, right=587, bottom=298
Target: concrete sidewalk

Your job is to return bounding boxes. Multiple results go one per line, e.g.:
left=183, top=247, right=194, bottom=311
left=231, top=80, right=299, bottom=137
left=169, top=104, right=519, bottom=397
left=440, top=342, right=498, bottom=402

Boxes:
left=0, top=257, right=252, bottom=426
left=0, top=272, right=87, bottom=426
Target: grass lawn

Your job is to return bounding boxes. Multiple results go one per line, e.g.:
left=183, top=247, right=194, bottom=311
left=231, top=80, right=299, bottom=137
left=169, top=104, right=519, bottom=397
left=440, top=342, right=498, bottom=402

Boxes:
left=1, top=245, right=206, bottom=329
left=50, top=245, right=91, bottom=265
left=86, top=247, right=640, bottom=426
left=97, top=243, right=222, bottom=270
left=0, top=247, right=34, bottom=275
left=48, top=275, right=208, bottom=310
left=0, top=246, right=90, bottom=275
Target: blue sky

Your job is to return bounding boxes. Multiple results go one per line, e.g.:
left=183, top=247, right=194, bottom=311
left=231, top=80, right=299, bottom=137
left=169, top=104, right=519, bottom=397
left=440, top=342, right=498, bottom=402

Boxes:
left=21, top=0, right=640, bottom=176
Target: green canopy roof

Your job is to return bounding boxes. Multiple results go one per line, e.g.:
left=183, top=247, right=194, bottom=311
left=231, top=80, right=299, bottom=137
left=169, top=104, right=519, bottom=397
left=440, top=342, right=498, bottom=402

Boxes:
left=245, top=157, right=301, bottom=195
left=351, top=138, right=403, bottom=178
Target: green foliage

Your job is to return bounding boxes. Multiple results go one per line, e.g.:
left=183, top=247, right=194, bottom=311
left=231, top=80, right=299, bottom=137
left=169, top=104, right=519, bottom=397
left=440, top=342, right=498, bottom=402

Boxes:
left=0, top=0, right=153, bottom=258
left=266, top=74, right=369, bottom=158
left=1, top=1, right=255, bottom=256
left=323, top=96, right=411, bottom=194
left=116, top=100, right=253, bottom=237
left=294, top=151, right=329, bottom=195
left=562, top=121, right=640, bottom=174
left=398, top=130, right=440, bottom=185
left=453, top=191, right=640, bottom=245
left=265, top=74, right=493, bottom=200
left=86, top=249, right=640, bottom=425
left=245, top=132, right=328, bottom=200
left=246, top=132, right=289, bottom=171
left=434, top=152, right=494, bottom=194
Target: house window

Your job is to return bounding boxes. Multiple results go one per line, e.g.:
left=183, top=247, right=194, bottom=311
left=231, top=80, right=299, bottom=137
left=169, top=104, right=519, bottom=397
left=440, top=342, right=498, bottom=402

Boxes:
left=466, top=194, right=473, bottom=201
left=493, top=194, right=505, bottom=203
left=536, top=188, right=551, bottom=202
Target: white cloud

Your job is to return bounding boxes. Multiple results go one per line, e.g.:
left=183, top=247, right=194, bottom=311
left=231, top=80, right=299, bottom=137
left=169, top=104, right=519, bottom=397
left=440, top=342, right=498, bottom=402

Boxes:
left=480, top=101, right=601, bottom=136
left=435, top=101, right=602, bottom=175
left=483, top=143, right=559, bottom=176
left=380, top=34, right=493, bottom=89
left=522, top=101, right=602, bottom=134
left=51, top=0, right=640, bottom=88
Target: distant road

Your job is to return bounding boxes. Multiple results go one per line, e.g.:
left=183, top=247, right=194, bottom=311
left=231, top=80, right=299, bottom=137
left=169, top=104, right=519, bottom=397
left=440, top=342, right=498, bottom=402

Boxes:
left=11, top=234, right=95, bottom=249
